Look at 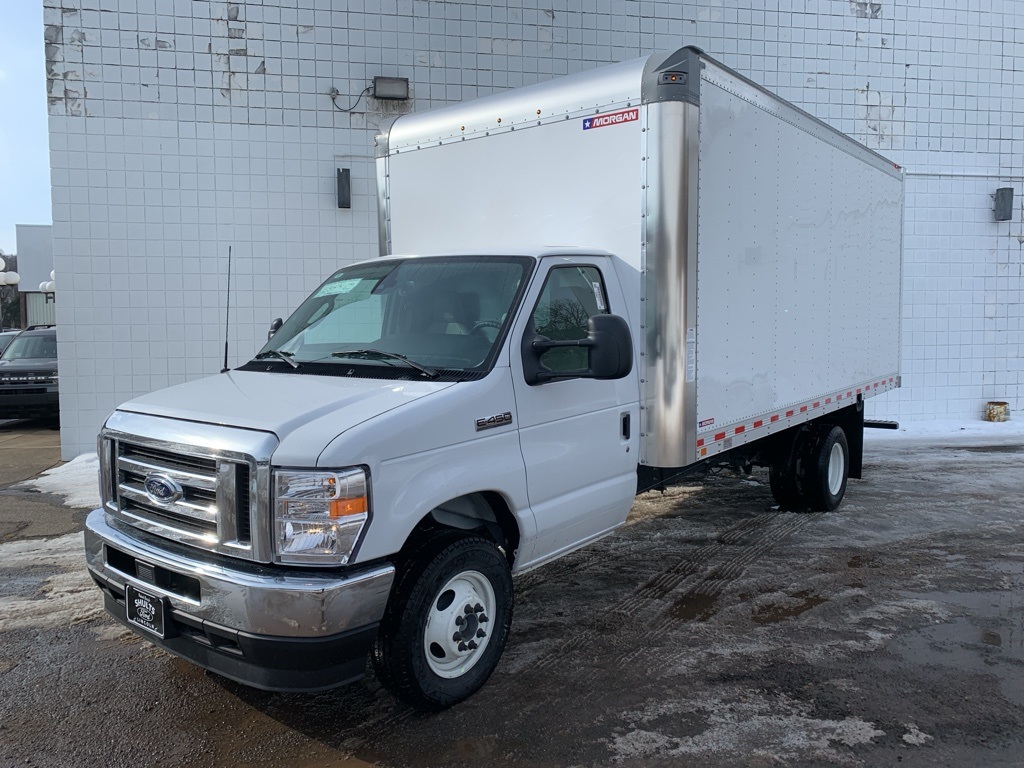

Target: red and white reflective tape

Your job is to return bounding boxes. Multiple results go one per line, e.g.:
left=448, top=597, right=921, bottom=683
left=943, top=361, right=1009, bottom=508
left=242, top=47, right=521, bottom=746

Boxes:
left=696, top=376, right=898, bottom=453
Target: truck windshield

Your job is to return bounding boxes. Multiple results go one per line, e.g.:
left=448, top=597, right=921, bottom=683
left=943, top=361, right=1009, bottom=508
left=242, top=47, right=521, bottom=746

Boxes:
left=255, top=256, right=532, bottom=376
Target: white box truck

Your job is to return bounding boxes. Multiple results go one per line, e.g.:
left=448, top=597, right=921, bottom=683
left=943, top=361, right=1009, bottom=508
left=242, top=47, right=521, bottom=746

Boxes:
left=84, top=48, right=903, bottom=709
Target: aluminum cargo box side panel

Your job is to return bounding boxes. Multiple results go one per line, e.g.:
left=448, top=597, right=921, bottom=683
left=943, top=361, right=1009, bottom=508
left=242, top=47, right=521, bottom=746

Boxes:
left=693, top=70, right=903, bottom=441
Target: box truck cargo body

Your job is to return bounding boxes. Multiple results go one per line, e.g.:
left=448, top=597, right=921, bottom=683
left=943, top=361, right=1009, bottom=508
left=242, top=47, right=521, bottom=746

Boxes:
left=378, top=47, right=903, bottom=471
left=84, top=48, right=903, bottom=710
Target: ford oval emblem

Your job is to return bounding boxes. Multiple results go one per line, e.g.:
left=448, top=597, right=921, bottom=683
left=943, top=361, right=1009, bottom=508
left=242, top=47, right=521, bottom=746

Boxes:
left=144, top=474, right=183, bottom=505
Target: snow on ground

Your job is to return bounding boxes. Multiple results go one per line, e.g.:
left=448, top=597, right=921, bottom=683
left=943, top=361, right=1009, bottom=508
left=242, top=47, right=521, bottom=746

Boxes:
left=3, top=456, right=104, bottom=631
left=0, top=533, right=105, bottom=631
left=20, top=452, right=101, bottom=509
left=864, top=418, right=1024, bottom=445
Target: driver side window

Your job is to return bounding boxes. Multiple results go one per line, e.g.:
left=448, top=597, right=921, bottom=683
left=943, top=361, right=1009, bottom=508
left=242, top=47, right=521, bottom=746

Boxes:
left=531, top=265, right=609, bottom=372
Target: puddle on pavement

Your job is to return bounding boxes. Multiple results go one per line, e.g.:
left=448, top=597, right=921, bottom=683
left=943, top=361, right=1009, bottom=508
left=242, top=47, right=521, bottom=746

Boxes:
left=752, top=590, right=828, bottom=625
left=671, top=592, right=719, bottom=621
left=0, top=567, right=53, bottom=598
left=940, top=444, right=1024, bottom=454
left=894, top=589, right=1024, bottom=706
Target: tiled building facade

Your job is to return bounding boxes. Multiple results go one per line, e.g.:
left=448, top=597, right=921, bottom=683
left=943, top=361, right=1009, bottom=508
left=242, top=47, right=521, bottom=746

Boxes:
left=45, top=0, right=1024, bottom=457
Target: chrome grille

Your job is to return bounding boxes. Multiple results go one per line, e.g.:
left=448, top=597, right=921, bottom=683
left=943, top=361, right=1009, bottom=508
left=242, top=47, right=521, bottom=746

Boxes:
left=99, top=410, right=278, bottom=563
left=112, top=440, right=253, bottom=551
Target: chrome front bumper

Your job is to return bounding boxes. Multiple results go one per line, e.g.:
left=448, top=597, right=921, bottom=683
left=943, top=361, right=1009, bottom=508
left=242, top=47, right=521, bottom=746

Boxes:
left=84, top=509, right=396, bottom=691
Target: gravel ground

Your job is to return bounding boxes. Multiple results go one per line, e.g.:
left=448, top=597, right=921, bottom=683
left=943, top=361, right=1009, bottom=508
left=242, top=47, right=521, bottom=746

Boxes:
left=1, top=428, right=1023, bottom=766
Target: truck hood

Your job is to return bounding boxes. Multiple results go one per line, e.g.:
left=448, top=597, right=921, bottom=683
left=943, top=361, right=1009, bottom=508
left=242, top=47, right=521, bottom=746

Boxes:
left=120, top=370, right=456, bottom=447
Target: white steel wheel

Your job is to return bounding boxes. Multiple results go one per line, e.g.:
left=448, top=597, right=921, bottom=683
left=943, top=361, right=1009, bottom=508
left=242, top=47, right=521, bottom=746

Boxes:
left=827, top=441, right=846, bottom=496
left=423, top=570, right=495, bottom=679
left=371, top=532, right=514, bottom=710
left=801, top=425, right=849, bottom=512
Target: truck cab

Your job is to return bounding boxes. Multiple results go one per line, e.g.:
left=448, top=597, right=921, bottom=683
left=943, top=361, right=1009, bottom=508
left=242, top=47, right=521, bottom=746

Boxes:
left=86, top=249, right=636, bottom=708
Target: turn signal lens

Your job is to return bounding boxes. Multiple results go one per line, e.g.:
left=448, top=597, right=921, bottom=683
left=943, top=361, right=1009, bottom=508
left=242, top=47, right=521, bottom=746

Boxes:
left=330, top=496, right=367, bottom=517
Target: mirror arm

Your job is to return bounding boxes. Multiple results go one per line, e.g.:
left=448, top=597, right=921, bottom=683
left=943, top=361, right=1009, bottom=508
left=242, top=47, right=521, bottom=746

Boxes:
left=532, top=338, right=595, bottom=351
left=534, top=368, right=590, bottom=382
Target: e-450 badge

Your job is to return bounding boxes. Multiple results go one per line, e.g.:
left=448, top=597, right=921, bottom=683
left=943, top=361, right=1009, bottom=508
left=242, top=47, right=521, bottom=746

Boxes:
left=476, top=412, right=513, bottom=431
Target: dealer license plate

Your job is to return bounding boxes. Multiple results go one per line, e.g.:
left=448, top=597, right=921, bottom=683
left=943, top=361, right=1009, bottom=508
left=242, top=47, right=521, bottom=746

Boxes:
left=125, top=583, right=166, bottom=638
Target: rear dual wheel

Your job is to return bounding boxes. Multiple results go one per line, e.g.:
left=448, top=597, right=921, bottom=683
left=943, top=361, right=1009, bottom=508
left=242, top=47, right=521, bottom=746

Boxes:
left=770, top=425, right=849, bottom=512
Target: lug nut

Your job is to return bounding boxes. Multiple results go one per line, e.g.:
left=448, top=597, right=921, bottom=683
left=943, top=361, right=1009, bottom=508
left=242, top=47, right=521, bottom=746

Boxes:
left=476, top=629, right=486, bottom=638
left=479, top=615, right=489, bottom=623
left=467, top=640, right=478, bottom=650
left=464, top=604, right=474, bottom=614
left=458, top=642, right=468, bottom=652
left=452, top=632, right=462, bottom=642
left=455, top=616, right=465, bottom=627
left=473, top=603, right=483, bottom=613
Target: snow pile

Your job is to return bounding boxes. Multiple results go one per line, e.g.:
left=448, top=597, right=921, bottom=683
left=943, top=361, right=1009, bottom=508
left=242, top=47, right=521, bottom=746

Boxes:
left=21, top=452, right=102, bottom=509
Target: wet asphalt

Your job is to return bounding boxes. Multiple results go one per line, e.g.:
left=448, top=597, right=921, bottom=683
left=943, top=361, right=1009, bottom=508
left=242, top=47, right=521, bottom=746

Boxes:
left=1, top=423, right=1023, bottom=766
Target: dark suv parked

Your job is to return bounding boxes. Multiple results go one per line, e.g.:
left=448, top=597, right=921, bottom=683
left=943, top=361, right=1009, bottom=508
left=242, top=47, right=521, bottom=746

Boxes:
left=0, top=327, right=59, bottom=420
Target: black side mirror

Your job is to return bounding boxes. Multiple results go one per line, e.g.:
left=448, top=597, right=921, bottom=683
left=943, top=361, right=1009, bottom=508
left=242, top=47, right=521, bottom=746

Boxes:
left=268, top=317, right=283, bottom=340
left=523, top=313, right=633, bottom=385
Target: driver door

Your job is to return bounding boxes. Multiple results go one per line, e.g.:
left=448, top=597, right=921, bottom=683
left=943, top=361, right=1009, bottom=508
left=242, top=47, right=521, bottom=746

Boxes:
left=511, top=255, right=639, bottom=566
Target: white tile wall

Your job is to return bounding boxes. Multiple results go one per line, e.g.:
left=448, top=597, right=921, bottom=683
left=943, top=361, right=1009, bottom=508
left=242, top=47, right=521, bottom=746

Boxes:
left=45, top=0, right=1024, bottom=457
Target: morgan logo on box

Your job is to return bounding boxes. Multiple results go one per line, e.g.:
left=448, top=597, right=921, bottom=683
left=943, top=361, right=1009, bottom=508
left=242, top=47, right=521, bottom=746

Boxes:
left=699, top=418, right=715, bottom=428
left=582, top=108, right=639, bottom=130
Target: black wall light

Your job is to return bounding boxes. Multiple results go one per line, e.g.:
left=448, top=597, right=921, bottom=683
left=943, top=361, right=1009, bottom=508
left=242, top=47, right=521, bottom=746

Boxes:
left=994, top=187, right=1014, bottom=221
left=373, top=76, right=410, bottom=100
left=337, top=168, right=351, bottom=209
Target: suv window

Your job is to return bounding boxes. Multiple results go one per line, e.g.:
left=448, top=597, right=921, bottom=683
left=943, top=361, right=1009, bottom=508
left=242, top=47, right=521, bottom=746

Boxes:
left=1, top=331, right=58, bottom=361
left=0, top=332, right=18, bottom=356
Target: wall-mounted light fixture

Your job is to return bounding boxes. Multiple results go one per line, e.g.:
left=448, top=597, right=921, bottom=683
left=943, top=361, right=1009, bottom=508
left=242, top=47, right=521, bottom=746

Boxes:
left=329, top=77, right=410, bottom=113
left=337, top=168, right=351, bottom=209
left=372, top=76, right=410, bottom=101
left=994, top=187, right=1014, bottom=221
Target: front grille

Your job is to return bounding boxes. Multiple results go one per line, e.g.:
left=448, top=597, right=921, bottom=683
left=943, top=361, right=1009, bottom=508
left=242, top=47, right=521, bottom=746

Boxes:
left=123, top=444, right=216, bottom=475
left=111, top=439, right=254, bottom=552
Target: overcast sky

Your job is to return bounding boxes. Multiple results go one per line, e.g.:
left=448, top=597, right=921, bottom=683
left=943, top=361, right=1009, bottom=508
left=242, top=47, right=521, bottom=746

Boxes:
left=0, top=1, right=51, bottom=254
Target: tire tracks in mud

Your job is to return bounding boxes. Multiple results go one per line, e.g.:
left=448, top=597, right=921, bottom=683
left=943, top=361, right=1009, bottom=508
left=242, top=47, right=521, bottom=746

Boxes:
left=340, top=512, right=814, bottom=745
left=611, top=513, right=813, bottom=668
left=530, top=512, right=813, bottom=672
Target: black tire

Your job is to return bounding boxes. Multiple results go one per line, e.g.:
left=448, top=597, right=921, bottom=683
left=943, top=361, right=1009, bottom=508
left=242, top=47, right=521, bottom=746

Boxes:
left=371, top=532, right=513, bottom=710
left=769, top=462, right=804, bottom=510
left=769, top=430, right=808, bottom=510
left=800, top=425, right=849, bottom=511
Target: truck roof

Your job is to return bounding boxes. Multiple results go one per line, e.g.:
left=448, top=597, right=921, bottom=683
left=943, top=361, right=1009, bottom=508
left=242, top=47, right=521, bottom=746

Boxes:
left=385, top=247, right=615, bottom=262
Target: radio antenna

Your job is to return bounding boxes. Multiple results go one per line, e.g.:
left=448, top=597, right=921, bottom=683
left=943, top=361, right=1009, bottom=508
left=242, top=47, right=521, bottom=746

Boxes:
left=221, top=245, right=232, bottom=373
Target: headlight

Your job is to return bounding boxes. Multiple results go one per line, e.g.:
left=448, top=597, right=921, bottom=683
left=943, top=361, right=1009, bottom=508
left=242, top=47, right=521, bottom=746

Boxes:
left=273, top=468, right=369, bottom=565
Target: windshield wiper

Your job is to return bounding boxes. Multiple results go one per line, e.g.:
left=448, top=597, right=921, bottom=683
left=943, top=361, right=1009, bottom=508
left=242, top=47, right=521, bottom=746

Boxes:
left=330, top=348, right=439, bottom=379
left=254, top=349, right=300, bottom=369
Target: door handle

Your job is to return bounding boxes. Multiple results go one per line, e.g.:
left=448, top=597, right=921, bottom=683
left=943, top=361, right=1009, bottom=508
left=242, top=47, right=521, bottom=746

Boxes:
left=620, top=412, right=631, bottom=440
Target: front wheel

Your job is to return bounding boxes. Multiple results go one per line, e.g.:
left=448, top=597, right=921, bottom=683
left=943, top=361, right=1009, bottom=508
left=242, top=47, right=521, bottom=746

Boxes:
left=371, top=533, right=513, bottom=710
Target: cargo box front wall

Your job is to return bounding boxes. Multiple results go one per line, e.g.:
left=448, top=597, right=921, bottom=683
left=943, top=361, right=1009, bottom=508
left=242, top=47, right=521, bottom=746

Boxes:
left=690, top=65, right=903, bottom=462
left=383, top=117, right=643, bottom=283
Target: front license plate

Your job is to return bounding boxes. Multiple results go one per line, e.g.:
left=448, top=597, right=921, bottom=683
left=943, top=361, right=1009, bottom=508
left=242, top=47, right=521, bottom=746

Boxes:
left=125, top=584, right=166, bottom=638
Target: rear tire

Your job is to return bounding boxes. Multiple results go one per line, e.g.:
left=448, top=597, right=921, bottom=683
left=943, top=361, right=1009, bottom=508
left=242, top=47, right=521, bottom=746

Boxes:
left=769, top=429, right=808, bottom=510
left=800, top=425, right=849, bottom=511
left=371, top=532, right=513, bottom=710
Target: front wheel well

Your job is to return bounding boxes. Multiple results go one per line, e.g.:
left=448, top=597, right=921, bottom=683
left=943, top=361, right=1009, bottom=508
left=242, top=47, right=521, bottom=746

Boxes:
left=402, top=492, right=520, bottom=569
